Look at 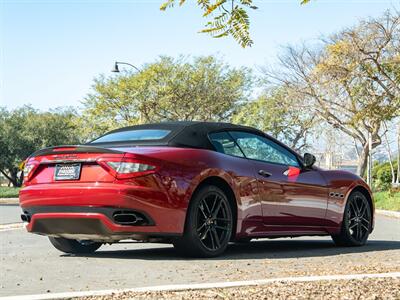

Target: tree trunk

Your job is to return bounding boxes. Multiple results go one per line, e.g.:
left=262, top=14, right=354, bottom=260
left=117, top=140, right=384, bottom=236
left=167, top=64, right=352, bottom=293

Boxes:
left=383, top=123, right=396, bottom=183
left=356, top=143, right=369, bottom=177
left=1, top=169, right=22, bottom=187
left=397, top=123, right=400, bottom=184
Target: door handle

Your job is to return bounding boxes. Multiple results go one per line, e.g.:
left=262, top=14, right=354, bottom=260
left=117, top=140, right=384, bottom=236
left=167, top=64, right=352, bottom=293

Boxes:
left=258, top=170, right=272, bottom=177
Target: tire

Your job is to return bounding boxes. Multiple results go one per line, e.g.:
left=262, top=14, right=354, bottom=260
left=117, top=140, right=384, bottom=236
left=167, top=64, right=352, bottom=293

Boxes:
left=173, top=185, right=233, bottom=258
left=331, top=191, right=371, bottom=247
left=49, top=237, right=102, bottom=254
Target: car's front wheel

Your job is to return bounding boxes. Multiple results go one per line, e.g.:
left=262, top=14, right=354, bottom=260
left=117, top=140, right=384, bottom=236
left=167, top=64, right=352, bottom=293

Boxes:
left=49, top=237, right=102, bottom=254
left=173, top=185, right=233, bottom=257
left=331, top=191, right=371, bottom=247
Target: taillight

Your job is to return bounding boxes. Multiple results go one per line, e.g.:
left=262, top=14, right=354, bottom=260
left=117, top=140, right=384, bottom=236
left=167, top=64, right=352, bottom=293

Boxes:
left=23, top=161, right=39, bottom=182
left=98, top=159, right=156, bottom=179
left=107, top=162, right=155, bottom=173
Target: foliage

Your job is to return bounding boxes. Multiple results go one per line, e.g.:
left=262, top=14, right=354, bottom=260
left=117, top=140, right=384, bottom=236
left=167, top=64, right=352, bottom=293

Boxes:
left=374, top=190, right=400, bottom=211
left=263, top=10, right=400, bottom=176
left=0, top=106, right=81, bottom=187
left=160, top=1, right=311, bottom=48
left=82, top=55, right=252, bottom=138
left=160, top=0, right=257, bottom=47
left=372, top=160, right=399, bottom=191
left=232, top=87, right=318, bottom=152
left=0, top=187, right=20, bottom=198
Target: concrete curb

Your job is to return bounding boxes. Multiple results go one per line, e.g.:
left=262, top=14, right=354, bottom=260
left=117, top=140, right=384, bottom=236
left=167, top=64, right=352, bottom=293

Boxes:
left=1, top=272, right=399, bottom=300
left=0, top=198, right=19, bottom=205
left=376, top=209, right=400, bottom=218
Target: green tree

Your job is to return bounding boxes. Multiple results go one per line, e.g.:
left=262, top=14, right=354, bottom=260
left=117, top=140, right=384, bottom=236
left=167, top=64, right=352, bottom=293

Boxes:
left=0, top=106, right=81, bottom=187
left=233, top=87, right=317, bottom=152
left=82, top=55, right=252, bottom=138
left=160, top=0, right=311, bottom=48
left=263, top=10, right=400, bottom=175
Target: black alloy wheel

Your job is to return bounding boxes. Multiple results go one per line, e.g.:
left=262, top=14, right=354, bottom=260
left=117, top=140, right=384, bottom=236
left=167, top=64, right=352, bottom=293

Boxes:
left=196, top=191, right=232, bottom=251
left=173, top=185, right=233, bottom=257
left=332, top=191, right=371, bottom=246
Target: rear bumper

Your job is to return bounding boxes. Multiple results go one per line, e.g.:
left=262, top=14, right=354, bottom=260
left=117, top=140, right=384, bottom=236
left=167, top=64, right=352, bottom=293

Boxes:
left=25, top=213, right=180, bottom=241
left=19, top=182, right=186, bottom=240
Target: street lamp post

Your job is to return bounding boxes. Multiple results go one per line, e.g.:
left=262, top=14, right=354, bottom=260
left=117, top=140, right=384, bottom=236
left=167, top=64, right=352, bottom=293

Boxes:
left=111, top=61, right=141, bottom=73
left=111, top=61, right=143, bottom=123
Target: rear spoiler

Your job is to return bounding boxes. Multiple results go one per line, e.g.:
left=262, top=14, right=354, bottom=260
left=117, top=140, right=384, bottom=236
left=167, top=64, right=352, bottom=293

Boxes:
left=29, top=145, right=124, bottom=158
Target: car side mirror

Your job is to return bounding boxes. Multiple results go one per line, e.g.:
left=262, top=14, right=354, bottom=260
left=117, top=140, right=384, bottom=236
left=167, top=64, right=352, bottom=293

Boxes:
left=303, top=153, right=316, bottom=168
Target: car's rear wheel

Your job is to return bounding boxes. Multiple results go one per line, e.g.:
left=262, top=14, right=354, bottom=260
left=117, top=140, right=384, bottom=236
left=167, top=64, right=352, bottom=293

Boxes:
left=49, top=237, right=102, bottom=254
left=331, top=191, right=371, bottom=247
left=173, top=185, right=233, bottom=257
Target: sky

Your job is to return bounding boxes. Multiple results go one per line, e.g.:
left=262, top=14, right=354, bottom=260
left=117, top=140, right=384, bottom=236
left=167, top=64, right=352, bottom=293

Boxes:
left=0, top=0, right=398, bottom=111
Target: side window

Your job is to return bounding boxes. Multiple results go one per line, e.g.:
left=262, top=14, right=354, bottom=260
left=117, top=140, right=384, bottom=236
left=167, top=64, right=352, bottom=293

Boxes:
left=229, top=131, right=299, bottom=167
left=209, top=132, right=245, bottom=158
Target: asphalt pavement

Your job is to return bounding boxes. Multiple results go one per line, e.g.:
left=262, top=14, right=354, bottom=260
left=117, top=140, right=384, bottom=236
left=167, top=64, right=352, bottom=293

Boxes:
left=0, top=204, right=22, bottom=225
left=0, top=205, right=399, bottom=298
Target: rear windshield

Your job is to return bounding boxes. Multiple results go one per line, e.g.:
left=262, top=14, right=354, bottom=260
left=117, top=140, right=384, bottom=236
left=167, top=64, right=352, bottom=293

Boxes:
left=90, top=129, right=171, bottom=143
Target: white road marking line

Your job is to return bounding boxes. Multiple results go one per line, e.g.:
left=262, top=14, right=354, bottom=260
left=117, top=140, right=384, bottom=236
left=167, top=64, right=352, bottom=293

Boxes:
left=1, top=272, right=399, bottom=300
left=0, top=223, right=25, bottom=232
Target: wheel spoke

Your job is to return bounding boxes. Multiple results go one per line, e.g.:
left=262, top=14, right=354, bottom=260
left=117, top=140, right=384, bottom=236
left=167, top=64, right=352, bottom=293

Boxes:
left=210, top=195, right=218, bottom=214
left=216, top=217, right=230, bottom=222
left=350, top=202, right=357, bottom=217
left=357, top=223, right=361, bottom=240
left=212, top=200, right=223, bottom=218
left=199, top=204, right=208, bottom=219
left=215, top=225, right=229, bottom=231
left=202, top=200, right=212, bottom=216
left=211, top=228, right=221, bottom=248
left=361, top=217, right=370, bottom=224
left=209, top=229, right=216, bottom=249
left=354, top=198, right=361, bottom=215
left=200, top=227, right=210, bottom=240
left=361, top=224, right=369, bottom=232
left=359, top=203, right=367, bottom=217
left=349, top=222, right=358, bottom=230
left=197, top=222, right=207, bottom=233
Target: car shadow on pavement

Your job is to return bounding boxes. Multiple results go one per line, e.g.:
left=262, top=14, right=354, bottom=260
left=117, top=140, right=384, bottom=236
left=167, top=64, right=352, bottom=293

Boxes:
left=63, top=239, right=400, bottom=261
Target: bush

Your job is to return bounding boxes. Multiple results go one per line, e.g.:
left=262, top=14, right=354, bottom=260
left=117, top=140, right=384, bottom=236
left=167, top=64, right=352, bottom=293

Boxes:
left=0, top=187, right=20, bottom=198
left=374, top=190, right=400, bottom=211
left=372, top=160, right=398, bottom=191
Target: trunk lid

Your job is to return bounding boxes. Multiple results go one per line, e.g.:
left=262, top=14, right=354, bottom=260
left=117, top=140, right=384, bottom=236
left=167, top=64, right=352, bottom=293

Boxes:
left=24, top=145, right=125, bottom=185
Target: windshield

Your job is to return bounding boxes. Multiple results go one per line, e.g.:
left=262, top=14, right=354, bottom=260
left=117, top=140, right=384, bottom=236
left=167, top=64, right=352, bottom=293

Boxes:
left=90, top=129, right=171, bottom=143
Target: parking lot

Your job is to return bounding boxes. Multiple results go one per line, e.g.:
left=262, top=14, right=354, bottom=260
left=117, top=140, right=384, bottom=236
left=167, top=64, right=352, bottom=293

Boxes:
left=0, top=204, right=399, bottom=298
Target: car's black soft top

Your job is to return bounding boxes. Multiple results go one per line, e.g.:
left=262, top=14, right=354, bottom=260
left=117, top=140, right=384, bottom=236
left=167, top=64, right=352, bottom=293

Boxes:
left=88, top=121, right=265, bottom=150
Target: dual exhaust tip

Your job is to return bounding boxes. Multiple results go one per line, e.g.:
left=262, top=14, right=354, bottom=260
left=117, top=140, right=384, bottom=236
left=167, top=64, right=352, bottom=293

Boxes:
left=21, top=213, right=31, bottom=223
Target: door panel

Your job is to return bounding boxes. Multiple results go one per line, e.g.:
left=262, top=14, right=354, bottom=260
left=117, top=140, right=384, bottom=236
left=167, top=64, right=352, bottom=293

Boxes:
left=253, top=160, right=328, bottom=226
left=227, top=131, right=329, bottom=227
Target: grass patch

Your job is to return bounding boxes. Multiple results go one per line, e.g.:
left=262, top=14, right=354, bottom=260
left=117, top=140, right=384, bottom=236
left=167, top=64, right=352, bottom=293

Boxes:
left=0, top=186, right=20, bottom=198
left=374, top=190, right=400, bottom=211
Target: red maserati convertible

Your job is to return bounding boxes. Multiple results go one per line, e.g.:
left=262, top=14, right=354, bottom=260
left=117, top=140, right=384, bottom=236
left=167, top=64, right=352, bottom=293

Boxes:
left=19, top=122, right=374, bottom=257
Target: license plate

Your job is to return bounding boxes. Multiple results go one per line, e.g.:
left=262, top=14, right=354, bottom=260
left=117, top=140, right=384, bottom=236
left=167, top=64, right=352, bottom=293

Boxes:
left=54, top=163, right=81, bottom=181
